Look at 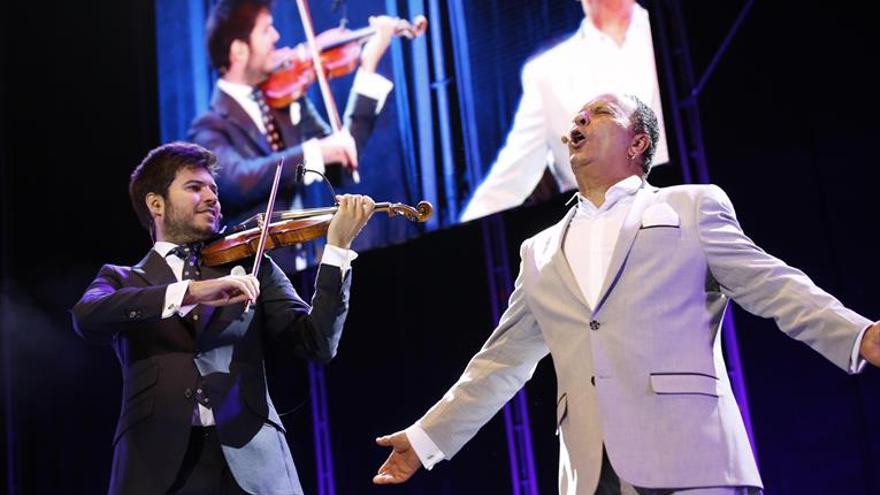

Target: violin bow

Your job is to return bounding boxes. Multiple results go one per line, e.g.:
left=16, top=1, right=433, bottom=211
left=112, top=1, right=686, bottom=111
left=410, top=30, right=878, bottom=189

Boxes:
left=242, top=158, right=285, bottom=311
left=295, top=0, right=360, bottom=183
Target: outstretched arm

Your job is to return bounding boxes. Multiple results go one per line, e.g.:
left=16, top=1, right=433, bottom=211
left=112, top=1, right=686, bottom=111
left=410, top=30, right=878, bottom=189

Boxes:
left=697, top=185, right=875, bottom=371
left=373, top=240, right=549, bottom=483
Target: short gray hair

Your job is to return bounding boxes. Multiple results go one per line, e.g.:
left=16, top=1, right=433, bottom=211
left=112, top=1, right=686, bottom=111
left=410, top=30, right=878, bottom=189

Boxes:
left=626, top=95, right=659, bottom=173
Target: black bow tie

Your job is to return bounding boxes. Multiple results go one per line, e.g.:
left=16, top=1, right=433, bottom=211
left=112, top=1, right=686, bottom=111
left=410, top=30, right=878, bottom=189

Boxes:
left=167, top=243, right=203, bottom=280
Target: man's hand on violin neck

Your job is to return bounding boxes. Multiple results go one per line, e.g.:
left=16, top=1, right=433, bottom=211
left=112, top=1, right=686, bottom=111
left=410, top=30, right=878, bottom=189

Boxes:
left=183, top=275, right=260, bottom=307
left=360, top=15, right=396, bottom=73
left=327, top=194, right=375, bottom=249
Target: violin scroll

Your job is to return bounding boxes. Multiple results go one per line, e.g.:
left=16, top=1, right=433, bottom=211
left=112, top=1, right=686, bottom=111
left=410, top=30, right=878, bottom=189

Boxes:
left=393, top=15, right=428, bottom=40
left=386, top=200, right=433, bottom=223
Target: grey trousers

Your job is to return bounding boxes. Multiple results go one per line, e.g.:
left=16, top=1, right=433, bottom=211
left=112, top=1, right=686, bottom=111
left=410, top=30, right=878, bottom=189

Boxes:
left=595, top=447, right=763, bottom=495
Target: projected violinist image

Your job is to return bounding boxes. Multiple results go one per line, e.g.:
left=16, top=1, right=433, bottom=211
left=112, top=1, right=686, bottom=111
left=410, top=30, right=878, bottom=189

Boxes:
left=171, top=0, right=425, bottom=269
left=155, top=0, right=670, bottom=262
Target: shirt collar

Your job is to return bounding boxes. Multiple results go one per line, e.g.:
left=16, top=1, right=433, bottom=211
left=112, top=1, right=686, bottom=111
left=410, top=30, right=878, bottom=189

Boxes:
left=154, top=241, right=179, bottom=258
left=216, top=78, right=256, bottom=101
left=575, top=175, right=643, bottom=216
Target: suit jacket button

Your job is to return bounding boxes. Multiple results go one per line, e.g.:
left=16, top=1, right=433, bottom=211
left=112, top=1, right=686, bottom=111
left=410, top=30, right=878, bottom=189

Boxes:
left=589, top=320, right=600, bottom=331
left=184, top=388, right=193, bottom=399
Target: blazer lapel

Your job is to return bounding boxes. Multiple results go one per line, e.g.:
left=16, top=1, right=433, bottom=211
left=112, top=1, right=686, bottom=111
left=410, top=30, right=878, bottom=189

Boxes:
left=594, top=183, right=656, bottom=313
left=132, top=250, right=177, bottom=286
left=211, top=87, right=274, bottom=156
left=550, top=205, right=591, bottom=311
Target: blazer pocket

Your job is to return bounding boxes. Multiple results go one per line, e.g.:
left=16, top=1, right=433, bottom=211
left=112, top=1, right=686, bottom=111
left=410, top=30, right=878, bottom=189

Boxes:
left=555, top=393, right=568, bottom=435
left=638, top=224, right=681, bottom=230
left=649, top=372, right=720, bottom=398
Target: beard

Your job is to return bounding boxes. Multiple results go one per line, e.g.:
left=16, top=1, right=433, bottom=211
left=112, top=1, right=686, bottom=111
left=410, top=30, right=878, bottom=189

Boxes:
left=162, top=201, right=218, bottom=244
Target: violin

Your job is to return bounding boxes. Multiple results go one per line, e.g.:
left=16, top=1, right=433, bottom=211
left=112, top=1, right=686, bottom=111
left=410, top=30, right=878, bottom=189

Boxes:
left=201, top=201, right=433, bottom=267
left=260, top=15, right=428, bottom=109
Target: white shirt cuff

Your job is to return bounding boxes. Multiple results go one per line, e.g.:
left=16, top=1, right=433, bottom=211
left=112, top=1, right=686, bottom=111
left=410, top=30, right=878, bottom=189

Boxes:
left=405, top=423, right=445, bottom=470
left=850, top=323, right=874, bottom=373
left=352, top=70, right=393, bottom=113
left=163, top=280, right=193, bottom=318
left=321, top=244, right=358, bottom=274
left=302, top=138, right=325, bottom=186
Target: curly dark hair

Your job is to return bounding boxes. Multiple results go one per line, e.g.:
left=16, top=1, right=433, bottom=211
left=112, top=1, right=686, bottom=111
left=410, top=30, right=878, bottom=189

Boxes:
left=626, top=94, right=659, bottom=174
left=129, top=142, right=218, bottom=239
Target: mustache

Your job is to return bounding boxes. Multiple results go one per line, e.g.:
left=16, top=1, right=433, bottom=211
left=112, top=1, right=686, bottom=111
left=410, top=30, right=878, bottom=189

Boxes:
left=196, top=207, right=222, bottom=222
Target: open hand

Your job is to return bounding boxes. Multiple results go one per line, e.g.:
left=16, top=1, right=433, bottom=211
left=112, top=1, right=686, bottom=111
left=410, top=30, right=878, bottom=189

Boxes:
left=373, top=430, right=422, bottom=485
left=860, top=322, right=880, bottom=367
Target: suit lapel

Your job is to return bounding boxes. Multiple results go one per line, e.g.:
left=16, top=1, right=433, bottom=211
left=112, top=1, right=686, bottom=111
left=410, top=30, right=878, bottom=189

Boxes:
left=211, top=87, right=274, bottom=156
left=132, top=250, right=177, bottom=286
left=550, top=206, right=591, bottom=311
left=594, top=184, right=656, bottom=313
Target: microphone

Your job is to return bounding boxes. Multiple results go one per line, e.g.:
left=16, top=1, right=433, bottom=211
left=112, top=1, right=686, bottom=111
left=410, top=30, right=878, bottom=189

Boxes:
left=295, top=163, right=338, bottom=202
left=560, top=134, right=570, bottom=145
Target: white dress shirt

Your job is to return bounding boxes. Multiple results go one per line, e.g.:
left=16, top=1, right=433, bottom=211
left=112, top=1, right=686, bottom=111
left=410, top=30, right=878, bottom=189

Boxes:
left=411, top=175, right=871, bottom=468
left=216, top=70, right=393, bottom=185
left=156, top=241, right=358, bottom=426
left=460, top=5, right=668, bottom=221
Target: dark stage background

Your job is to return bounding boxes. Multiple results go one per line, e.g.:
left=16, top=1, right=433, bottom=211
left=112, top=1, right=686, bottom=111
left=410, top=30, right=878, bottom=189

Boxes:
left=2, top=1, right=880, bottom=494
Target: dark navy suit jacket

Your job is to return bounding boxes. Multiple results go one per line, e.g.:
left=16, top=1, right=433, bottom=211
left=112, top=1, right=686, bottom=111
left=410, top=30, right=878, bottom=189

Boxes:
left=72, top=250, right=350, bottom=495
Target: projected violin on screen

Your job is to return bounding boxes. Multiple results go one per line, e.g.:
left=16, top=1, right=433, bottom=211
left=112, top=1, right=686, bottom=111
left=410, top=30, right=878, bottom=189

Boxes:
left=262, top=0, right=427, bottom=184
left=261, top=13, right=428, bottom=108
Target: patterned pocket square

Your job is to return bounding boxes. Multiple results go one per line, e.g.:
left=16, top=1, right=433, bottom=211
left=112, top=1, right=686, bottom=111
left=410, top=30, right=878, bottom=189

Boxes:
left=641, top=203, right=680, bottom=228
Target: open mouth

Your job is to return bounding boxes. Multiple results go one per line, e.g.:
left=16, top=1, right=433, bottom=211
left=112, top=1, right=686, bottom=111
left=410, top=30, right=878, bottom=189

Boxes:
left=568, top=128, right=586, bottom=149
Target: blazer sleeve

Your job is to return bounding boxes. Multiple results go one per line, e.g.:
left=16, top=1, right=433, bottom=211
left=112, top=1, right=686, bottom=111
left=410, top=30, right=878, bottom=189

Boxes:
left=343, top=92, right=380, bottom=157
left=417, top=240, right=550, bottom=459
left=71, top=264, right=168, bottom=345
left=460, top=62, right=553, bottom=222
left=258, top=257, right=351, bottom=363
left=696, top=185, right=871, bottom=371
